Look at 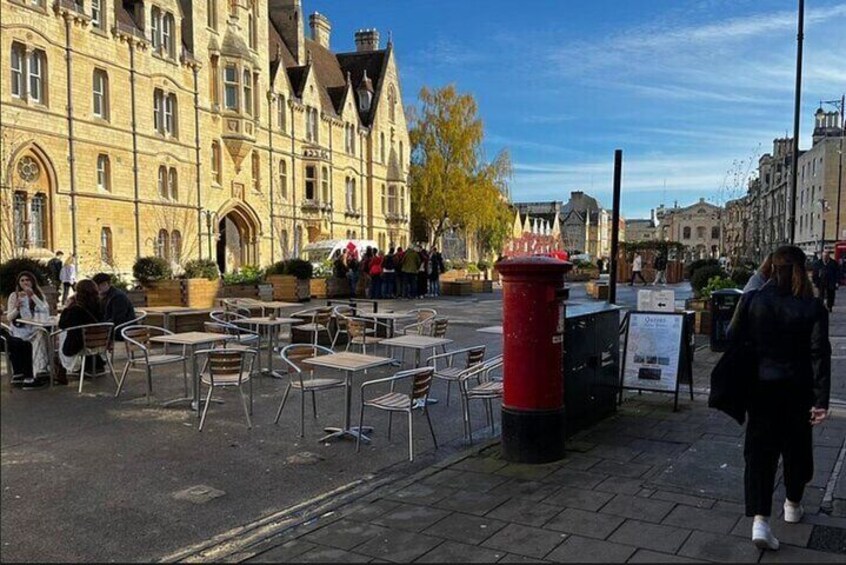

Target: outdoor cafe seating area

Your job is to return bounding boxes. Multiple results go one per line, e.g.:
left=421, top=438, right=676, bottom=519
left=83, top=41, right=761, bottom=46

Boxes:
left=0, top=297, right=504, bottom=462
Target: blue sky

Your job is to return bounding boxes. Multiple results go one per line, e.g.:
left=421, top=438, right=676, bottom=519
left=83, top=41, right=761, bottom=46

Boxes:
left=308, top=0, right=845, bottom=219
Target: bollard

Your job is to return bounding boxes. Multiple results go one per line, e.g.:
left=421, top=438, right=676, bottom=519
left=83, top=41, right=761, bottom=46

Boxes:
left=496, top=256, right=572, bottom=463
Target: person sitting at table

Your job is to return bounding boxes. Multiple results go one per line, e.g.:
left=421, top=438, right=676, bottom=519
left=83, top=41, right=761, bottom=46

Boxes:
left=92, top=273, right=136, bottom=337
left=58, top=279, right=103, bottom=377
left=1, top=305, right=34, bottom=388
left=5, top=271, right=51, bottom=389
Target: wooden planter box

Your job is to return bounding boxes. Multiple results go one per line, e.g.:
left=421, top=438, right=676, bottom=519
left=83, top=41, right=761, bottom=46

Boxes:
left=267, top=274, right=298, bottom=301
left=442, top=280, right=472, bottom=296
left=470, top=279, right=493, bottom=293
left=695, top=310, right=712, bottom=335
left=685, top=298, right=710, bottom=312
left=327, top=277, right=349, bottom=298
left=219, top=283, right=273, bottom=301
left=586, top=281, right=609, bottom=300
left=182, top=278, right=220, bottom=309
left=310, top=278, right=328, bottom=299
left=296, top=279, right=311, bottom=302
left=143, top=280, right=184, bottom=307
left=127, top=289, right=147, bottom=308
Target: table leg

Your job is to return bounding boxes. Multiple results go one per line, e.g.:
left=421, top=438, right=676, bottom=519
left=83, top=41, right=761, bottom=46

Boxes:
left=191, top=345, right=199, bottom=413
left=320, top=369, right=373, bottom=443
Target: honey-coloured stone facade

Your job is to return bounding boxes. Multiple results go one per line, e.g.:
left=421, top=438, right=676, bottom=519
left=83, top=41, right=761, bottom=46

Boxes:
left=1, top=0, right=410, bottom=276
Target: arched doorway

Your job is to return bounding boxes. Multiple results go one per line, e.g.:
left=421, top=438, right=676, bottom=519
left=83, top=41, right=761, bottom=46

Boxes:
left=216, top=203, right=260, bottom=273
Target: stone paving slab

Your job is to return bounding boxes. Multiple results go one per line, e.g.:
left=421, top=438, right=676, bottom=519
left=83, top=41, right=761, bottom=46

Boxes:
left=479, top=523, right=568, bottom=559
left=544, top=534, right=636, bottom=563
left=607, top=519, right=692, bottom=554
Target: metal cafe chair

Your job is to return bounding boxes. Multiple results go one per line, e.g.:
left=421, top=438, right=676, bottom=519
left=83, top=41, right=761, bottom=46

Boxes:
left=344, top=316, right=389, bottom=355
left=399, top=308, right=437, bottom=336
left=292, top=306, right=333, bottom=347
left=195, top=348, right=257, bottom=431
left=357, top=367, right=438, bottom=462
left=273, top=344, right=345, bottom=437
left=427, top=345, right=486, bottom=406
left=330, top=305, right=356, bottom=349
left=110, top=309, right=148, bottom=366
left=116, top=325, right=188, bottom=404
left=51, top=322, right=118, bottom=394
left=459, top=355, right=504, bottom=443
left=0, top=322, right=21, bottom=386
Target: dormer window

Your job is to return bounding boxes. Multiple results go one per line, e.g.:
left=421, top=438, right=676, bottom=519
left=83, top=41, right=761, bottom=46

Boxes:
left=150, top=7, right=177, bottom=59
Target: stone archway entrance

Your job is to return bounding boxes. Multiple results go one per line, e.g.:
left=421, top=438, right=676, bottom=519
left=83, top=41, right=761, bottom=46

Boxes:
left=216, top=205, right=259, bottom=273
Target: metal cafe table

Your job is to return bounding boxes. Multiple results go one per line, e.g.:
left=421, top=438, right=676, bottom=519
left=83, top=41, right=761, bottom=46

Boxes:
left=142, top=306, right=201, bottom=332
left=378, top=335, right=453, bottom=405
left=233, top=316, right=302, bottom=375
left=301, top=352, right=395, bottom=443
left=149, top=331, right=234, bottom=412
left=358, top=311, right=415, bottom=338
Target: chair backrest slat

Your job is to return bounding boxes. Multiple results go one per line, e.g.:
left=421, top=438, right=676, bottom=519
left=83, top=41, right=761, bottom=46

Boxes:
left=466, top=346, right=486, bottom=368
left=432, top=318, right=449, bottom=339
left=83, top=324, right=113, bottom=351
left=208, top=351, right=244, bottom=378
left=411, top=367, right=435, bottom=400
left=348, top=318, right=369, bottom=339
left=313, top=307, right=332, bottom=326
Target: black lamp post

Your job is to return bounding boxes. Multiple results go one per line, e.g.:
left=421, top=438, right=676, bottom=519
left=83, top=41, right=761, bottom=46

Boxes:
left=202, top=210, right=217, bottom=260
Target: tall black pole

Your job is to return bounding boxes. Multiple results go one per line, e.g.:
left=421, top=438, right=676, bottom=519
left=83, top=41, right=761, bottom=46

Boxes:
left=608, top=150, right=622, bottom=304
left=789, top=0, right=805, bottom=244
left=836, top=94, right=844, bottom=243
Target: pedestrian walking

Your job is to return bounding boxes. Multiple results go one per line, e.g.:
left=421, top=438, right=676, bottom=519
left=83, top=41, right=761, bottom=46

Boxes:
left=428, top=247, right=445, bottom=297
left=743, top=254, right=773, bottom=293
left=629, top=253, right=647, bottom=286
left=47, top=250, right=64, bottom=290
left=369, top=249, right=383, bottom=300
left=715, top=245, right=831, bottom=551
left=382, top=247, right=396, bottom=298
left=813, top=251, right=838, bottom=312
left=652, top=252, right=667, bottom=286
left=59, top=254, right=77, bottom=306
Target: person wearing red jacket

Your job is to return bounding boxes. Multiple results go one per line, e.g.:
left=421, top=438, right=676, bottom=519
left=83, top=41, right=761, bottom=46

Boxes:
left=369, top=250, right=383, bottom=299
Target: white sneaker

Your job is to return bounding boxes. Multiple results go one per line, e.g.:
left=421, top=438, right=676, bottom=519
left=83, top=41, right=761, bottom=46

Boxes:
left=784, top=501, right=804, bottom=523
left=752, top=518, right=780, bottom=551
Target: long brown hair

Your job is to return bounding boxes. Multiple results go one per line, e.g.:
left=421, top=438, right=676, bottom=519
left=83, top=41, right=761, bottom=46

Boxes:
left=758, top=253, right=773, bottom=280
left=770, top=245, right=813, bottom=299
left=72, top=279, right=102, bottom=319
left=15, top=271, right=45, bottom=300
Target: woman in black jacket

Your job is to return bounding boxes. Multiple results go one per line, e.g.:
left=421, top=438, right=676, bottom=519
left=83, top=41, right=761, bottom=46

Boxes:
left=58, top=279, right=103, bottom=377
left=729, top=245, right=831, bottom=551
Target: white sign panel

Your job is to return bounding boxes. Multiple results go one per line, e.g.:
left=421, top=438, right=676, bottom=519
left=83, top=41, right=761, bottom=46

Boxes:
left=637, top=290, right=676, bottom=313
left=623, top=312, right=684, bottom=392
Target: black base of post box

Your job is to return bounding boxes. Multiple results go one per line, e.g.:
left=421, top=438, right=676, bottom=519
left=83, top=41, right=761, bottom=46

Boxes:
left=501, top=406, right=566, bottom=464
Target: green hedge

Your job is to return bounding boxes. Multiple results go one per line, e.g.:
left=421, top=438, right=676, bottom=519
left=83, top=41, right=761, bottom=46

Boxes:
left=132, top=257, right=172, bottom=284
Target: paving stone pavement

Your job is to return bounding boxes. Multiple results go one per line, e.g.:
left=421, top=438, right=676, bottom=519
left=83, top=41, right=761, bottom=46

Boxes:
left=233, top=295, right=846, bottom=563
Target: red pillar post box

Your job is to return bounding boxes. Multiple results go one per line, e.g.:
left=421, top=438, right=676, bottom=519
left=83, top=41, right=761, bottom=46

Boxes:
left=496, top=256, right=572, bottom=463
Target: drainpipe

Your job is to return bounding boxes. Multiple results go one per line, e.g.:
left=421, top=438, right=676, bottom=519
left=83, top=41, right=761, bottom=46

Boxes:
left=291, top=104, right=297, bottom=256
left=328, top=120, right=334, bottom=238
left=129, top=40, right=141, bottom=259
left=192, top=65, right=202, bottom=260
left=64, top=16, right=79, bottom=265
left=268, top=92, right=275, bottom=263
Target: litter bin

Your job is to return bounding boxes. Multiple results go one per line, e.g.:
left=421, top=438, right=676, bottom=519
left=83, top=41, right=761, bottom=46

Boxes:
left=710, top=288, right=742, bottom=352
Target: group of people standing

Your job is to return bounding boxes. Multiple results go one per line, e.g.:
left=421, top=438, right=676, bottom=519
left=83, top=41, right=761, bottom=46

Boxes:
left=1, top=271, right=136, bottom=390
left=332, top=244, right=446, bottom=300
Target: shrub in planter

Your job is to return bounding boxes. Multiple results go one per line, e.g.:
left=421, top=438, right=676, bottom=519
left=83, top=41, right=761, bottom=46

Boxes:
left=265, top=261, right=288, bottom=276
left=685, top=258, right=719, bottom=280
left=133, top=256, right=172, bottom=284
left=182, top=259, right=220, bottom=280
left=700, top=275, right=738, bottom=300
left=285, top=258, right=314, bottom=280
left=222, top=265, right=264, bottom=286
left=730, top=267, right=753, bottom=288
left=691, top=265, right=726, bottom=297
left=0, top=257, right=54, bottom=296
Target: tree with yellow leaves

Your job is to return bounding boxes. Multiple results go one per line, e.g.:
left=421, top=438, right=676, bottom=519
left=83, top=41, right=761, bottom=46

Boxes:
left=408, top=85, right=511, bottom=252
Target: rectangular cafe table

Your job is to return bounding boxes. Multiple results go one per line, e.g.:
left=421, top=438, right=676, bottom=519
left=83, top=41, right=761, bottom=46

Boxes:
left=378, top=335, right=453, bottom=405
left=149, top=331, right=234, bottom=412
left=302, top=352, right=395, bottom=443
left=233, top=317, right=302, bottom=375
left=358, top=311, right=414, bottom=338
left=141, top=307, right=200, bottom=332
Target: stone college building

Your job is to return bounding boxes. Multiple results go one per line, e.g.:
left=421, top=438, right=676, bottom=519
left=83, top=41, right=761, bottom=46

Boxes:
left=1, top=0, right=411, bottom=275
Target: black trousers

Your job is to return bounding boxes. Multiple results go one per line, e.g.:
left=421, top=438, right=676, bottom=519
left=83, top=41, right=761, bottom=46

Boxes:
left=0, top=327, right=34, bottom=379
left=744, top=380, right=813, bottom=517
left=821, top=286, right=836, bottom=311
left=630, top=271, right=646, bottom=285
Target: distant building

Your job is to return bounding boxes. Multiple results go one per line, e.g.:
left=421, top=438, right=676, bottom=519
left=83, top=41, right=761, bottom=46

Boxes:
left=723, top=196, right=749, bottom=262
left=794, top=107, right=845, bottom=255
left=625, top=211, right=657, bottom=243
left=656, top=198, right=722, bottom=261
left=503, top=205, right=562, bottom=257
left=559, top=191, right=621, bottom=259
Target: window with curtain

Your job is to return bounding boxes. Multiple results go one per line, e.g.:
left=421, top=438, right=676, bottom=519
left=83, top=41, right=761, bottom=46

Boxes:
left=279, top=160, right=287, bottom=199
left=224, top=66, right=238, bottom=110
left=211, top=141, right=221, bottom=184
left=321, top=166, right=329, bottom=203
left=158, top=166, right=167, bottom=198
left=304, top=165, right=316, bottom=200
left=171, top=230, right=182, bottom=263
left=168, top=167, right=178, bottom=200
left=243, top=69, right=252, bottom=116
left=11, top=43, right=24, bottom=99
left=92, top=69, right=108, bottom=119
left=251, top=152, right=260, bottom=191
left=100, top=227, right=113, bottom=263
left=96, top=154, right=110, bottom=191
left=28, top=51, right=45, bottom=104
left=156, top=230, right=170, bottom=260
left=91, top=0, right=102, bottom=28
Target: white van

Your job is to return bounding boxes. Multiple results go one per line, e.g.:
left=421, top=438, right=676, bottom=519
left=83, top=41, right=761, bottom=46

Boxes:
left=301, top=239, right=378, bottom=266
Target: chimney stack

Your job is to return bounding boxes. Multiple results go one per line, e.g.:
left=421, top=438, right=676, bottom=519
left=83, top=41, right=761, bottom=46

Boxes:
left=355, top=29, right=380, bottom=52
left=269, top=0, right=305, bottom=65
left=309, top=12, right=331, bottom=49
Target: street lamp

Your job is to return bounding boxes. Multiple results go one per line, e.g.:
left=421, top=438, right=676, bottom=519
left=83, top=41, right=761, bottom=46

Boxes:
left=817, top=198, right=830, bottom=254
left=202, top=209, right=218, bottom=260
